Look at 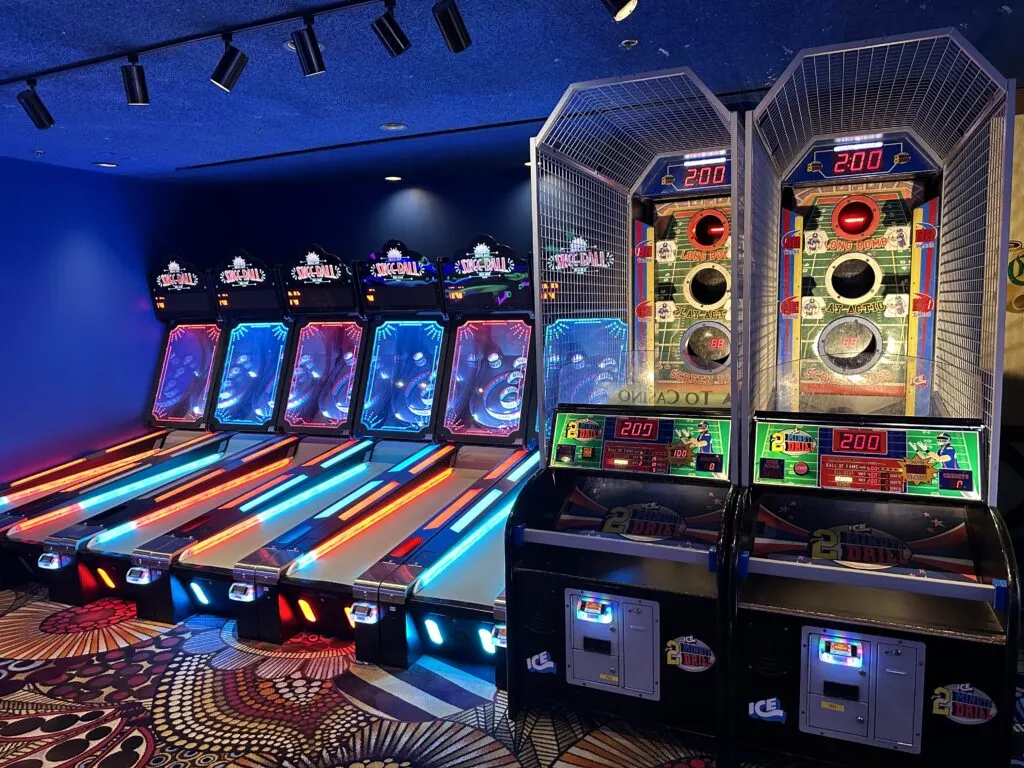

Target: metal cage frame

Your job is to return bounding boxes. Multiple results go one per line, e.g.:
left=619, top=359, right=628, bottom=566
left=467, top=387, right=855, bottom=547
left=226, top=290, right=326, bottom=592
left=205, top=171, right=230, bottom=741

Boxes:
left=530, top=67, right=744, bottom=481
left=742, top=28, right=1015, bottom=503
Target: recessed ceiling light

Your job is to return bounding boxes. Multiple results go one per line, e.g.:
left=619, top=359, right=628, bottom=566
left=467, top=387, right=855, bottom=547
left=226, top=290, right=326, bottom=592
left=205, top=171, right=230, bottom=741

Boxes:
left=620, top=38, right=639, bottom=49
left=380, top=122, right=407, bottom=131
left=524, top=161, right=533, bottom=167
left=385, top=176, right=402, bottom=182
left=284, top=39, right=326, bottom=53
left=92, top=161, right=118, bottom=168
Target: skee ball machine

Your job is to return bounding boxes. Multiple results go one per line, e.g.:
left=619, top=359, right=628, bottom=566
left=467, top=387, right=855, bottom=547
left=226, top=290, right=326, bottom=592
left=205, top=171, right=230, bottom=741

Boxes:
left=505, top=68, right=743, bottom=737
left=731, top=30, right=1017, bottom=766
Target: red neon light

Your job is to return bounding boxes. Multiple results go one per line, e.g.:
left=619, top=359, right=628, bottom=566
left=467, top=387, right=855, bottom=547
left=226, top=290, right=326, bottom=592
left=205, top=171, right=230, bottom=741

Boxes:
left=241, top=436, right=299, bottom=464
left=12, top=502, right=82, bottom=534
left=104, top=430, right=169, bottom=454
left=424, top=488, right=481, bottom=531
left=8, top=458, right=87, bottom=488
left=484, top=449, right=528, bottom=481
left=303, top=439, right=357, bottom=467
left=409, top=444, right=454, bottom=475
left=4, top=453, right=153, bottom=504
left=389, top=536, right=424, bottom=558
left=302, top=470, right=456, bottom=565
left=164, top=432, right=221, bottom=457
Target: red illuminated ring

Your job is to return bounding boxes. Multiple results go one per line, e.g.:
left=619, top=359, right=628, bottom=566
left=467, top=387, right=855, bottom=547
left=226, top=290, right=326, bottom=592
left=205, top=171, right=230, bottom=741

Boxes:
left=831, top=195, right=880, bottom=242
left=687, top=209, right=730, bottom=252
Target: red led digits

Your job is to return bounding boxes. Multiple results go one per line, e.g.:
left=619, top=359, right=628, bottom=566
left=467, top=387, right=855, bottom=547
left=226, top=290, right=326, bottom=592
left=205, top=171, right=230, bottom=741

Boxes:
left=833, top=149, right=883, bottom=175
left=832, top=428, right=887, bottom=455
left=683, top=164, right=727, bottom=188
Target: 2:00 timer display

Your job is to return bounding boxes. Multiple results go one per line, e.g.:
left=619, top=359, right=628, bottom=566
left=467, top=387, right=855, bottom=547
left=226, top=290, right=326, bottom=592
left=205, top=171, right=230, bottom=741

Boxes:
left=831, top=428, right=887, bottom=455
left=613, top=418, right=660, bottom=440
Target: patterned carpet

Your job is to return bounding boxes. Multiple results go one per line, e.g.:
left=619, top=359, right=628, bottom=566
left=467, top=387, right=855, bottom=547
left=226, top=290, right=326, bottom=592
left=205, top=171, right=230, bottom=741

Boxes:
left=0, top=584, right=1016, bottom=768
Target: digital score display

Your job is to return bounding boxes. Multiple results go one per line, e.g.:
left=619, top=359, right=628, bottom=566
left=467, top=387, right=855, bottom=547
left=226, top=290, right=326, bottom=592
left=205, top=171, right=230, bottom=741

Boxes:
left=832, top=149, right=884, bottom=175
left=683, top=163, right=727, bottom=189
left=613, top=418, right=659, bottom=441
left=832, top=429, right=887, bottom=455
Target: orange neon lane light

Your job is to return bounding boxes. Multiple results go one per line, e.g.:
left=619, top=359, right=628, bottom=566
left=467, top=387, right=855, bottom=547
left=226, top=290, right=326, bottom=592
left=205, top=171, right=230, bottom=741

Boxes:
left=484, top=449, right=528, bottom=480
left=226, top=473, right=294, bottom=509
left=154, top=468, right=226, bottom=503
left=423, top=488, right=481, bottom=531
left=409, top=444, right=454, bottom=475
left=302, top=440, right=357, bottom=467
left=305, top=469, right=456, bottom=563
left=242, top=436, right=299, bottom=464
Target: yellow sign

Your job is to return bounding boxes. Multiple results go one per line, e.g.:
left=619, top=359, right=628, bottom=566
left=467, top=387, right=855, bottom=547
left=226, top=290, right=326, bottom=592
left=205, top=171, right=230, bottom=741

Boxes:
left=820, top=700, right=846, bottom=713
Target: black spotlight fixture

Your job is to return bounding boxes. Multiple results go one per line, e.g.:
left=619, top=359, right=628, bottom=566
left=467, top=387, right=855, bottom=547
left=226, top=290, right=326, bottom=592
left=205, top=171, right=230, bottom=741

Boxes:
left=121, top=54, right=149, bottom=106
left=211, top=34, right=249, bottom=92
left=602, top=0, right=638, bottom=22
left=291, top=17, right=326, bottom=76
left=372, top=0, right=411, bottom=57
left=17, top=80, right=54, bottom=130
left=432, top=0, right=471, bottom=53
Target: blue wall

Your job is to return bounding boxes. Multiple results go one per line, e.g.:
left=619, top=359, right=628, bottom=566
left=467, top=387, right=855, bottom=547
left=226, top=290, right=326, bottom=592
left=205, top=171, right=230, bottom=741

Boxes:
left=0, top=159, right=164, bottom=484
left=154, top=168, right=533, bottom=269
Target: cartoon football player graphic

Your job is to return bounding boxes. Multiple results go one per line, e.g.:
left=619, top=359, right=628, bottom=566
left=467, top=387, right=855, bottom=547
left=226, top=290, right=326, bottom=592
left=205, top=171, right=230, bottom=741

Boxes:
left=694, top=421, right=714, bottom=454
left=926, top=433, right=958, bottom=469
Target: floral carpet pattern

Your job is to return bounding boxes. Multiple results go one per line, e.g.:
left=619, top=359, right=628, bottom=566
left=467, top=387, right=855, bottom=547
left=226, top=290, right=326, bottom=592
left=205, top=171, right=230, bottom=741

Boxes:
left=0, top=585, right=1016, bottom=767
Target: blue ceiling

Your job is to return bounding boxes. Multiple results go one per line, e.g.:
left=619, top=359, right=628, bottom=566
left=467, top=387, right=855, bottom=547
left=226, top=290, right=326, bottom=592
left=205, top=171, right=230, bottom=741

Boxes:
left=0, top=0, right=1019, bottom=180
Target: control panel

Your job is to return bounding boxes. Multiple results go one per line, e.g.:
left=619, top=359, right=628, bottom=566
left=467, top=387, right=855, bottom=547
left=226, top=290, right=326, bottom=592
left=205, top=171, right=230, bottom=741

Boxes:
left=800, top=626, right=925, bottom=754
left=550, top=411, right=730, bottom=481
left=753, top=419, right=982, bottom=501
left=564, top=589, right=660, bottom=701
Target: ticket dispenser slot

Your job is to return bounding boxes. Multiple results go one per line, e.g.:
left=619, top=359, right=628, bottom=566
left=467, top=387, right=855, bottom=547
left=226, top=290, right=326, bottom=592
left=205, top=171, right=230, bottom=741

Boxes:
left=800, top=626, right=924, bottom=754
left=565, top=590, right=660, bottom=701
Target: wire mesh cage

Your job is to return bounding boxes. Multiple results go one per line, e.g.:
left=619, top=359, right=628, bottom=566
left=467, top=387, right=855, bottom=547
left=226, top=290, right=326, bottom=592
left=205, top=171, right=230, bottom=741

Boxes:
left=744, top=29, right=1014, bottom=502
left=531, top=68, right=742, bottom=477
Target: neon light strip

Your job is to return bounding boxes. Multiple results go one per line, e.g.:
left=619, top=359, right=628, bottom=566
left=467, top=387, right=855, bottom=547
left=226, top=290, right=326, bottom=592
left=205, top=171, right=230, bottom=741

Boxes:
left=506, top=452, right=541, bottom=483
left=423, top=488, right=480, bottom=531
left=164, top=432, right=221, bottom=457
left=0, top=452, right=156, bottom=510
left=304, top=439, right=358, bottom=467
left=154, top=468, right=225, bottom=502
left=408, top=444, right=454, bottom=475
left=682, top=156, right=727, bottom=167
left=61, top=452, right=160, bottom=491
left=104, top=430, right=169, bottom=454
left=8, top=458, right=87, bottom=488
left=415, top=500, right=512, bottom=591
left=239, top=474, right=307, bottom=512
left=451, top=487, right=503, bottom=534
left=388, top=445, right=439, bottom=474
left=241, top=436, right=298, bottom=464
left=290, top=469, right=455, bottom=572
left=484, top=450, right=528, bottom=481
left=226, top=474, right=293, bottom=509
left=320, top=439, right=375, bottom=469
left=337, top=481, right=400, bottom=521
left=833, top=141, right=883, bottom=152
left=11, top=453, right=224, bottom=534
left=314, top=480, right=384, bottom=519
left=254, top=464, right=369, bottom=524
left=94, top=458, right=291, bottom=544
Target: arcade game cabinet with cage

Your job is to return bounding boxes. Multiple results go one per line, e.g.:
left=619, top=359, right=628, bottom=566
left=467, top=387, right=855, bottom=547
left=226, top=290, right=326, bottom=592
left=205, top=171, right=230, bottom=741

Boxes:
left=729, top=30, right=1017, bottom=767
left=504, top=67, right=743, bottom=740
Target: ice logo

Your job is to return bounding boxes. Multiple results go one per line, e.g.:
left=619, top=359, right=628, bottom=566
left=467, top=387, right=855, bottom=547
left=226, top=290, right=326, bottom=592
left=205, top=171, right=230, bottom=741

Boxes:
left=527, top=651, right=556, bottom=674
left=570, top=236, right=588, bottom=253
left=168, top=261, right=181, bottom=273
left=233, top=255, right=247, bottom=269
left=748, top=697, right=787, bottom=724
left=305, top=252, right=321, bottom=266
left=474, top=243, right=492, bottom=258
left=386, top=247, right=404, bottom=261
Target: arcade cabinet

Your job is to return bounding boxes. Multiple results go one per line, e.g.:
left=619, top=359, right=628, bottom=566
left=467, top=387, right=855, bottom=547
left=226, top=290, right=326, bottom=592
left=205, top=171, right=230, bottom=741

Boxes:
left=730, top=30, right=1017, bottom=766
left=0, top=259, right=224, bottom=521
left=26, top=251, right=298, bottom=601
left=349, top=235, right=538, bottom=668
left=505, top=67, right=743, bottom=741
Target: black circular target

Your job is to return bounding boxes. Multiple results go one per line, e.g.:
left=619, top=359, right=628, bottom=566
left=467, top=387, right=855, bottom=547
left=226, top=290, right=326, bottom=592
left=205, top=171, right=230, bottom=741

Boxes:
left=818, top=317, right=883, bottom=375
left=829, top=256, right=877, bottom=301
left=693, top=212, right=727, bottom=248
left=689, top=266, right=728, bottom=307
left=682, top=322, right=731, bottom=373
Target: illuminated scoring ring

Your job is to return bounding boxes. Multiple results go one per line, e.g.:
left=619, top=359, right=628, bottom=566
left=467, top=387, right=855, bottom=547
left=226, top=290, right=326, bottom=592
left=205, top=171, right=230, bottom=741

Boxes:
left=816, top=316, right=884, bottom=376
left=687, top=208, right=730, bottom=251
left=831, top=195, right=880, bottom=241
left=680, top=321, right=730, bottom=374
left=824, top=252, right=882, bottom=306
left=683, top=263, right=730, bottom=311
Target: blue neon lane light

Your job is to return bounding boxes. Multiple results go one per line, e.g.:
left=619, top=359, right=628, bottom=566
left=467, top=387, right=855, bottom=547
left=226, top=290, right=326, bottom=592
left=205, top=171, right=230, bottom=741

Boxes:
left=254, top=463, right=369, bottom=524
left=95, top=520, right=137, bottom=544
left=424, top=618, right=444, bottom=645
left=320, top=439, right=375, bottom=469
left=416, top=501, right=513, bottom=592
left=190, top=581, right=210, bottom=605
left=388, top=444, right=439, bottom=474
left=0, top=496, right=10, bottom=512
left=313, top=479, right=383, bottom=519
left=240, top=474, right=308, bottom=512
left=478, top=627, right=496, bottom=654
left=507, top=452, right=541, bottom=483
left=451, top=488, right=503, bottom=534
left=80, top=452, right=225, bottom=511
